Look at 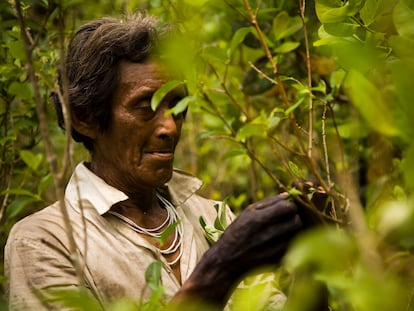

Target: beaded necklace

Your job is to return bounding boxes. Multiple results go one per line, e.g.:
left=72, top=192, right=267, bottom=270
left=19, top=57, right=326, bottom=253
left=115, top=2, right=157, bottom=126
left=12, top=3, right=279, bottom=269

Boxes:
left=108, top=192, right=183, bottom=266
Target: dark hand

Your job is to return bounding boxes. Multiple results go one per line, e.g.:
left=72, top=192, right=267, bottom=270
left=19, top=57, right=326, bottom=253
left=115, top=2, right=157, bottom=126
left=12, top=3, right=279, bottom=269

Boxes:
left=173, top=194, right=302, bottom=309
left=291, top=179, right=336, bottom=228
left=210, top=194, right=302, bottom=276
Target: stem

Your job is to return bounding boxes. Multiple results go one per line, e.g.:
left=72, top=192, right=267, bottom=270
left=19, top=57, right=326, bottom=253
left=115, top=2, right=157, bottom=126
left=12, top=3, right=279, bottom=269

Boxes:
left=321, top=102, right=331, bottom=186
left=14, top=0, right=83, bottom=285
left=299, top=0, right=314, bottom=160
left=243, top=0, right=307, bottom=156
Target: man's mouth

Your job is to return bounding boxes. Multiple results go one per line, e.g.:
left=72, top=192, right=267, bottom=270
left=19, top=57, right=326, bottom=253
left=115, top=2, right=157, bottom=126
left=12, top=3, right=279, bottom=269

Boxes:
left=146, top=150, right=174, bottom=159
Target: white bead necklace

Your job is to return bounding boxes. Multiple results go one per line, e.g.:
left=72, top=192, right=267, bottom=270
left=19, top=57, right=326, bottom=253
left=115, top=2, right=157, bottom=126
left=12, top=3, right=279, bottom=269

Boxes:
left=108, top=192, right=183, bottom=266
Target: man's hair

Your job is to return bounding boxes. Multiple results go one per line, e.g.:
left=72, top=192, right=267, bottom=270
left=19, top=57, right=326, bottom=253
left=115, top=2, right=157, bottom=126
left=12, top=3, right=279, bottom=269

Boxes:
left=53, top=13, right=167, bottom=151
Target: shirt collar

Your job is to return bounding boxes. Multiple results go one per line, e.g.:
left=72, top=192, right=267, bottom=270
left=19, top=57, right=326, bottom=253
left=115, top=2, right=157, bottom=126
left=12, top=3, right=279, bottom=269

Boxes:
left=65, top=162, right=203, bottom=215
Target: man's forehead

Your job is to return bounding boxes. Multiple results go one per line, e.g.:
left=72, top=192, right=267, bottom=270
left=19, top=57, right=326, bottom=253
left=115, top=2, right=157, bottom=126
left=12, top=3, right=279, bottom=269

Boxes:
left=118, top=59, right=168, bottom=83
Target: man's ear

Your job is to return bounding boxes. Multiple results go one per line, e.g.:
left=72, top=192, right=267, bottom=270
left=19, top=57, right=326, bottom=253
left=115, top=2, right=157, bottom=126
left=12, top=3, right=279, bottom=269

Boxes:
left=71, top=112, right=98, bottom=139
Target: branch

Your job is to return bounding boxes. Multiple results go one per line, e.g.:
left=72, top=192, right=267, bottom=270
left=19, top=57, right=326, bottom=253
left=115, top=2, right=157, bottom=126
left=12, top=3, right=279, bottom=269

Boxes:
left=14, top=0, right=84, bottom=284
left=299, top=0, right=315, bottom=160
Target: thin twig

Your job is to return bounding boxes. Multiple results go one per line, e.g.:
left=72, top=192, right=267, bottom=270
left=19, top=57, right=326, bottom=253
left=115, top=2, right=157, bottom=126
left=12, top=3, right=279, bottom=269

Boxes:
left=242, top=0, right=307, bottom=156
left=321, top=102, right=331, bottom=186
left=14, top=0, right=83, bottom=284
left=299, top=0, right=314, bottom=160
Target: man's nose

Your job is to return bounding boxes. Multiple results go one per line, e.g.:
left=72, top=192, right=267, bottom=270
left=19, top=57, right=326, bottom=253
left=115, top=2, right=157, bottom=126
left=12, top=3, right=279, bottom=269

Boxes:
left=156, top=104, right=179, bottom=137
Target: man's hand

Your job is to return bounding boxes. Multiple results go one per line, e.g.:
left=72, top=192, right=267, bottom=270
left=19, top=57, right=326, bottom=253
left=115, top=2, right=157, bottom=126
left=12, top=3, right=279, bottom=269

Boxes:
left=172, top=194, right=303, bottom=309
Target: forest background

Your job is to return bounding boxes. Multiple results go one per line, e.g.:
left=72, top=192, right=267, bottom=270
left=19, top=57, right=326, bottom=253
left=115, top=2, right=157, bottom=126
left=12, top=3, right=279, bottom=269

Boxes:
left=1, top=0, right=414, bottom=310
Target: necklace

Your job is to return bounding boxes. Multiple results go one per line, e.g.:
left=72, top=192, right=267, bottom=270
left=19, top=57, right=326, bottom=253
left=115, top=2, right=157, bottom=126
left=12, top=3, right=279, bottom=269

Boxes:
left=108, top=192, right=183, bottom=266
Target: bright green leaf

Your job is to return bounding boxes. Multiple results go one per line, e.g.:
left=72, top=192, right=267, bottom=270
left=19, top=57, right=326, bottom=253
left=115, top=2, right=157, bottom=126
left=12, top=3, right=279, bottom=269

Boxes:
left=360, top=0, right=380, bottom=25
left=151, top=80, right=184, bottom=111
left=7, top=39, right=26, bottom=61
left=344, top=70, right=399, bottom=137
left=284, top=227, right=356, bottom=272
left=393, top=0, right=414, bottom=39
left=274, top=41, right=300, bottom=54
left=315, top=0, right=365, bottom=23
left=19, top=150, right=43, bottom=171
left=272, top=11, right=290, bottom=39
left=236, top=123, right=267, bottom=141
left=285, top=97, right=305, bottom=116
left=228, top=27, right=253, bottom=59
left=288, top=161, right=306, bottom=179
left=223, top=149, right=248, bottom=159
left=166, top=95, right=194, bottom=116
left=324, top=21, right=359, bottom=37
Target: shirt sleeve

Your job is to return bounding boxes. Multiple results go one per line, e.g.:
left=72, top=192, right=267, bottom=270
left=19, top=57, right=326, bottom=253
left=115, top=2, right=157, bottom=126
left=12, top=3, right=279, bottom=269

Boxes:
left=5, top=221, right=100, bottom=311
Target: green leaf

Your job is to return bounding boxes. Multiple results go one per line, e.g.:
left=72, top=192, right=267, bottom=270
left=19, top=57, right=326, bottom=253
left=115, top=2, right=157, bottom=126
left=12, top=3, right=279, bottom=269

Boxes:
left=1, top=188, right=39, bottom=197
left=360, top=0, right=380, bottom=25
left=324, top=21, right=360, bottom=37
left=285, top=96, right=305, bottom=116
left=223, top=148, right=248, bottom=159
left=393, top=0, right=414, bottom=38
left=8, top=81, right=33, bottom=100
left=166, top=95, right=194, bottom=116
left=6, top=197, right=39, bottom=219
left=288, top=161, right=306, bottom=179
left=389, top=35, right=414, bottom=59
left=236, top=123, right=267, bottom=141
left=228, top=27, right=253, bottom=59
left=273, top=41, right=300, bottom=54
left=150, top=80, right=184, bottom=111
left=0, top=135, right=16, bottom=146
left=158, top=222, right=179, bottom=246
left=6, top=39, right=26, bottom=61
left=144, top=261, right=162, bottom=291
left=315, top=0, right=365, bottom=23
left=273, top=12, right=303, bottom=41
left=19, top=150, right=43, bottom=171
left=38, top=173, right=54, bottom=196
left=213, top=200, right=229, bottom=232
left=344, top=70, right=399, bottom=137
left=284, top=227, right=356, bottom=272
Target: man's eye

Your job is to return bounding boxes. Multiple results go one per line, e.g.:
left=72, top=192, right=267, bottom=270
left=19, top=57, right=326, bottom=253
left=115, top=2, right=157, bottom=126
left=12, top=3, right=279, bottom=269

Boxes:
left=168, top=96, right=184, bottom=109
left=132, top=99, right=156, bottom=118
left=134, top=99, right=153, bottom=111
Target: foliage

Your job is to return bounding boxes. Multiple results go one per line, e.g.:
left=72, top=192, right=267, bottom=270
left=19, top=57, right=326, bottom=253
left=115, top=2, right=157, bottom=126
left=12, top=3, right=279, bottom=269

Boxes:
left=1, top=0, right=414, bottom=310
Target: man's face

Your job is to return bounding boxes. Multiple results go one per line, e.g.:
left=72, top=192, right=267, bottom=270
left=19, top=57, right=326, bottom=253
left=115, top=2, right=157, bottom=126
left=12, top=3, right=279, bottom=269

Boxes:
left=91, top=60, right=185, bottom=193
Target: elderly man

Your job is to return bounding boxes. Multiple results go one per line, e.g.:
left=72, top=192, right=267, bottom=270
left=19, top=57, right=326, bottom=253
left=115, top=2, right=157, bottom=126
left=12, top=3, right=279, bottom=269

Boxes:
left=5, top=13, right=303, bottom=310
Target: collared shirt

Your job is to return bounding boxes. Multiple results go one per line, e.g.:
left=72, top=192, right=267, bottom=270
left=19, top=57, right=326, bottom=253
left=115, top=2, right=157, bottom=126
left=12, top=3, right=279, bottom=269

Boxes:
left=5, top=163, right=234, bottom=310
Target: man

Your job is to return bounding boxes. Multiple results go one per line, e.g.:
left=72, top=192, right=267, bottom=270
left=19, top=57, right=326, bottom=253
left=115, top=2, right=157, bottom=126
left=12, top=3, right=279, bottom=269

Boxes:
left=5, top=13, right=303, bottom=310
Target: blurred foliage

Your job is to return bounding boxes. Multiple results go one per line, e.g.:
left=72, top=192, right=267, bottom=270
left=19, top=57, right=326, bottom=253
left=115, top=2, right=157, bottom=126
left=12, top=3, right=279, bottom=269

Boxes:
left=1, top=0, right=414, bottom=310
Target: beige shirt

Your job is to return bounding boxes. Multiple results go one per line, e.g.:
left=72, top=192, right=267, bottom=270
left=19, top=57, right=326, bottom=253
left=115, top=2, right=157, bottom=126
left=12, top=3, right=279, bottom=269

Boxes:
left=5, top=163, right=234, bottom=310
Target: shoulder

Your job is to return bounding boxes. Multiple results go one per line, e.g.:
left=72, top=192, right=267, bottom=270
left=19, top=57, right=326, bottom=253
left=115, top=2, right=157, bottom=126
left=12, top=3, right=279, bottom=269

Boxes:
left=6, top=202, right=67, bottom=244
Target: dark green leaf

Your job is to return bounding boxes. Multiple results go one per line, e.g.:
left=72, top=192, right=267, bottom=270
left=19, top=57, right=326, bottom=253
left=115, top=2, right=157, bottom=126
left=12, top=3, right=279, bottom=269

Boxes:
left=6, top=197, right=39, bottom=219
left=8, top=81, right=33, bottom=100
left=144, top=261, right=162, bottom=291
